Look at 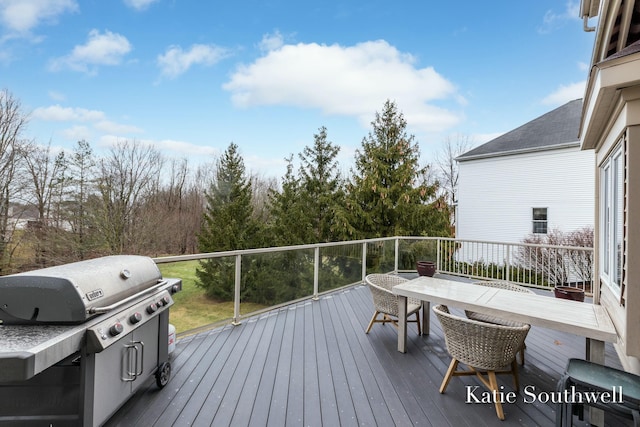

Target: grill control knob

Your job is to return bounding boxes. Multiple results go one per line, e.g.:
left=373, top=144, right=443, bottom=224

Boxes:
left=161, top=296, right=171, bottom=306
left=129, top=312, right=142, bottom=324
left=109, top=322, right=124, bottom=336
left=146, top=303, right=158, bottom=314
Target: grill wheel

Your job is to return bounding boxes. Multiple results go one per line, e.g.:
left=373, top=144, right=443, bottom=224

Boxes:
left=156, top=361, right=171, bottom=388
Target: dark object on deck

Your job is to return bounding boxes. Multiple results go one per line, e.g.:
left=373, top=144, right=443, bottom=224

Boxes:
left=555, top=358, right=640, bottom=426
left=416, top=260, right=436, bottom=277
left=554, top=286, right=585, bottom=302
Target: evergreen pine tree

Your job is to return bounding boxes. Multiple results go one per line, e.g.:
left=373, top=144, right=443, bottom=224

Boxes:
left=196, top=142, right=259, bottom=300
left=298, top=126, right=344, bottom=243
left=266, top=155, right=310, bottom=246
left=342, top=100, right=450, bottom=239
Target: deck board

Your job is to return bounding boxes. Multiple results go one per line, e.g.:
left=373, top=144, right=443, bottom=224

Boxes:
left=106, top=283, right=630, bottom=427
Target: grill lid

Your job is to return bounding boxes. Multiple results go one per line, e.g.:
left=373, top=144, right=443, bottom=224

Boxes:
left=0, top=255, right=162, bottom=324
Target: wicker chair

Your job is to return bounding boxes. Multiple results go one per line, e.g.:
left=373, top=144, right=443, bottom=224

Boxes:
left=434, top=304, right=530, bottom=420
left=464, top=281, right=533, bottom=365
left=364, top=274, right=422, bottom=336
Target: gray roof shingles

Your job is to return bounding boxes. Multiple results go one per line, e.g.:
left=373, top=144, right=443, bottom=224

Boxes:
left=457, top=98, right=583, bottom=161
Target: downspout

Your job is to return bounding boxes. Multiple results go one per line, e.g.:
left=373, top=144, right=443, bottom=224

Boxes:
left=583, top=15, right=596, bottom=32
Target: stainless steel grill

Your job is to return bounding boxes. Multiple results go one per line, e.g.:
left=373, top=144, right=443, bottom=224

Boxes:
left=0, top=255, right=182, bottom=426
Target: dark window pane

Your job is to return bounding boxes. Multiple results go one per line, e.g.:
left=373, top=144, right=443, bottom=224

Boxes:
left=533, top=208, right=547, bottom=221
left=533, top=222, right=547, bottom=234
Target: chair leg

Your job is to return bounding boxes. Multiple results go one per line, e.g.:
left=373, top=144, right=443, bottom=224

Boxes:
left=414, top=312, right=422, bottom=336
left=365, top=311, right=379, bottom=333
left=511, top=360, right=520, bottom=391
left=488, top=371, right=505, bottom=420
left=519, top=342, right=526, bottom=366
left=440, top=358, right=459, bottom=393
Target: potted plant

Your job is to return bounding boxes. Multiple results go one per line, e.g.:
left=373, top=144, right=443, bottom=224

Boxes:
left=416, top=260, right=436, bottom=277
left=553, top=286, right=585, bottom=302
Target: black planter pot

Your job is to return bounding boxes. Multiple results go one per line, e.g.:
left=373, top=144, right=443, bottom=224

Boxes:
left=554, top=286, right=585, bottom=302
left=416, top=261, right=436, bottom=277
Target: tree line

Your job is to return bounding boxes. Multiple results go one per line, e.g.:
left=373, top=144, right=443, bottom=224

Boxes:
left=1, top=89, right=457, bottom=284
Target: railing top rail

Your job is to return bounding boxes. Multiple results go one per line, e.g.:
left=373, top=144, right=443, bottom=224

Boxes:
left=431, top=237, right=593, bottom=252
left=153, top=236, right=400, bottom=264
left=154, top=235, right=593, bottom=264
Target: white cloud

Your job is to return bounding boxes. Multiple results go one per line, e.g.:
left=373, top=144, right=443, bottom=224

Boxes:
left=223, top=40, right=461, bottom=133
left=94, top=120, right=143, bottom=134
left=33, top=104, right=143, bottom=140
left=539, top=1, right=581, bottom=34
left=98, top=135, right=219, bottom=158
left=0, top=0, right=77, bottom=33
left=258, top=31, right=285, bottom=52
left=123, top=0, right=159, bottom=11
left=61, top=125, right=91, bottom=141
left=33, top=105, right=106, bottom=121
left=541, top=81, right=586, bottom=105
left=154, top=139, right=219, bottom=157
left=157, top=44, right=229, bottom=79
left=49, top=29, right=132, bottom=73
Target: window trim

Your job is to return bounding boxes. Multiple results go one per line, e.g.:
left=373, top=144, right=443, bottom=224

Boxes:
left=599, top=142, right=624, bottom=296
left=532, top=207, right=548, bottom=234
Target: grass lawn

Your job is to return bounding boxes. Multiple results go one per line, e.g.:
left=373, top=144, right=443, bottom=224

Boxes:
left=158, top=260, right=266, bottom=334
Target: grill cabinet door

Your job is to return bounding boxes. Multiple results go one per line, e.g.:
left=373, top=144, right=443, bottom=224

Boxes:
left=90, top=316, right=160, bottom=426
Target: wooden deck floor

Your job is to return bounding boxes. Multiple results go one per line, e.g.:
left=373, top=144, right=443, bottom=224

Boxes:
left=106, top=283, right=628, bottom=427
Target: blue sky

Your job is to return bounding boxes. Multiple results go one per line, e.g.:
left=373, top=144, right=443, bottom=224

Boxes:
left=0, top=0, right=595, bottom=178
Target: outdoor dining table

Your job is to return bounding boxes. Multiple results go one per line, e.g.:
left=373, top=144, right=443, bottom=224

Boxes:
left=392, top=276, right=619, bottom=427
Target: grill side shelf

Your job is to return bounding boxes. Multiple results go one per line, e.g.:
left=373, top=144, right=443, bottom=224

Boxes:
left=0, top=351, right=35, bottom=382
left=0, top=324, right=85, bottom=382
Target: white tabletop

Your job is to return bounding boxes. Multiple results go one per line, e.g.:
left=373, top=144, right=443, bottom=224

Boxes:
left=392, top=276, right=617, bottom=343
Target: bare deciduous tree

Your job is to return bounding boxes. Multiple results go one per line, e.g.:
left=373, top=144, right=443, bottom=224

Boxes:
left=0, top=89, right=29, bottom=272
left=518, top=227, right=594, bottom=287
left=21, top=141, right=69, bottom=267
left=22, top=142, right=66, bottom=224
left=436, top=133, right=474, bottom=228
left=138, top=158, right=204, bottom=255
left=95, top=139, right=164, bottom=253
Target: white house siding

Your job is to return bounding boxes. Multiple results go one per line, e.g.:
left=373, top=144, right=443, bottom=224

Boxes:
left=456, top=146, right=595, bottom=244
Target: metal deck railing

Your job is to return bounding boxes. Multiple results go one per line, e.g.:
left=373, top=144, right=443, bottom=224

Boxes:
left=154, top=236, right=593, bottom=329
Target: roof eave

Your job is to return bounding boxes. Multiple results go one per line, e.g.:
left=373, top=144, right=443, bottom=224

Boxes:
left=456, top=141, right=581, bottom=162
left=580, top=53, right=640, bottom=150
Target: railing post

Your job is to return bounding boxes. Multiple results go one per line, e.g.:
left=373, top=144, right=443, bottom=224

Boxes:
left=394, top=237, right=399, bottom=273
left=362, top=242, right=367, bottom=282
left=232, top=254, right=242, bottom=326
left=436, top=238, right=441, bottom=273
left=313, top=247, right=320, bottom=300
left=506, top=244, right=511, bottom=282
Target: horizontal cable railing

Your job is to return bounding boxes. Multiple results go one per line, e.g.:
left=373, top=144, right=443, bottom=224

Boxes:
left=154, top=236, right=594, bottom=332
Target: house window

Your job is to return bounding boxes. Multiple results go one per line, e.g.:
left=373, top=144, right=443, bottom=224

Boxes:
left=600, top=143, right=624, bottom=292
left=532, top=208, right=548, bottom=234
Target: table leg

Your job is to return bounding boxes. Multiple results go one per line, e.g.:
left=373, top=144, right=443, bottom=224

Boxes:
left=587, top=338, right=604, bottom=364
left=397, top=295, right=407, bottom=353
left=587, top=338, right=605, bottom=427
left=422, top=301, right=430, bottom=336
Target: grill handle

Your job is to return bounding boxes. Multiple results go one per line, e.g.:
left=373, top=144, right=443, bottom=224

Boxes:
left=88, top=280, right=168, bottom=314
left=123, top=341, right=144, bottom=382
